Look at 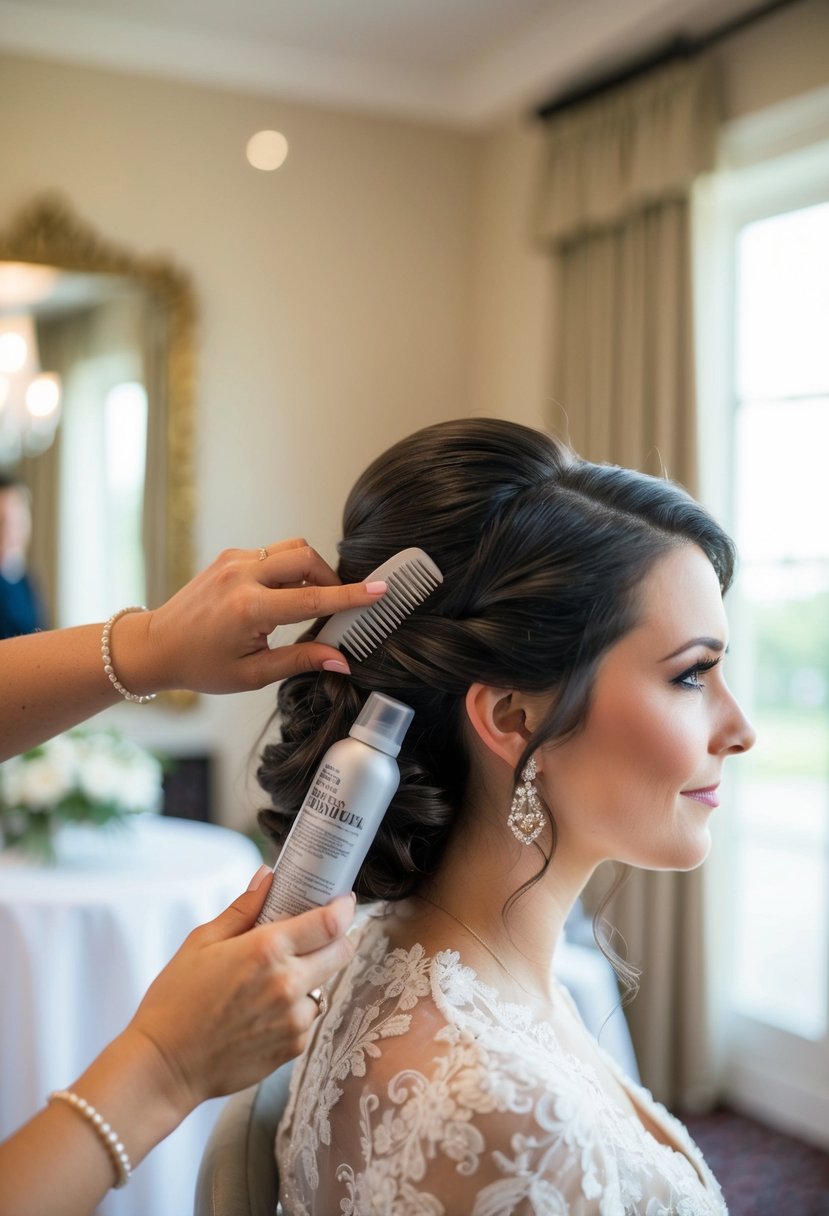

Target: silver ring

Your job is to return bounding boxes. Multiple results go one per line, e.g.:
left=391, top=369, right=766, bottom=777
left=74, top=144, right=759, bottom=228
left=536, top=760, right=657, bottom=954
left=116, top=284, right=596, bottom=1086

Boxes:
left=308, top=987, right=328, bottom=1016
left=257, top=546, right=268, bottom=561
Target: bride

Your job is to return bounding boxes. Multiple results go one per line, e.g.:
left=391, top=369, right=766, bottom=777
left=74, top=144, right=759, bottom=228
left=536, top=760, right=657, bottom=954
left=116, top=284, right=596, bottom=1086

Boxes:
left=257, top=417, right=755, bottom=1215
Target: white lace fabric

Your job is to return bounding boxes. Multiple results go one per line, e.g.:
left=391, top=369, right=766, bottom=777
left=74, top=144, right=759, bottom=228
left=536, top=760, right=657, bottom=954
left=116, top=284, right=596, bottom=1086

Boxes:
left=277, top=912, right=727, bottom=1215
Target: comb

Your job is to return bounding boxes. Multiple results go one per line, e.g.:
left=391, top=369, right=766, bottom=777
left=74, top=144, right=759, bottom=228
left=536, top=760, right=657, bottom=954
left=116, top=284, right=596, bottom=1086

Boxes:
left=317, top=547, right=443, bottom=660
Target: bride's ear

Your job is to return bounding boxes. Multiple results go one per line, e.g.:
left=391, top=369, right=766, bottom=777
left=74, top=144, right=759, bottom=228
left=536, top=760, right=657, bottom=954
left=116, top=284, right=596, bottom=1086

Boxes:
left=464, top=683, right=533, bottom=771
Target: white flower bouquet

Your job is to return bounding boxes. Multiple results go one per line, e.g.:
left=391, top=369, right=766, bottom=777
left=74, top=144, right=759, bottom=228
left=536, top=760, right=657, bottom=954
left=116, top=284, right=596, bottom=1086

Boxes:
left=0, top=730, right=163, bottom=863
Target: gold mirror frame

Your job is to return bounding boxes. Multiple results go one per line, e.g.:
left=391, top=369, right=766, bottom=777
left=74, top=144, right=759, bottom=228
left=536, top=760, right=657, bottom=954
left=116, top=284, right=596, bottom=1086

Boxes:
left=0, top=193, right=197, bottom=708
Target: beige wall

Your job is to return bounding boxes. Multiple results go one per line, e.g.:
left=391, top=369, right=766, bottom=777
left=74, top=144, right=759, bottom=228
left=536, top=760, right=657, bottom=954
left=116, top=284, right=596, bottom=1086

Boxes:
left=0, top=53, right=480, bottom=827
left=466, top=114, right=554, bottom=434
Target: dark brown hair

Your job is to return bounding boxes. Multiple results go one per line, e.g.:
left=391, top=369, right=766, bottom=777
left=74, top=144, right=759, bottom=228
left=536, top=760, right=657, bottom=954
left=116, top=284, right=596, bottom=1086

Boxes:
left=258, top=418, right=734, bottom=908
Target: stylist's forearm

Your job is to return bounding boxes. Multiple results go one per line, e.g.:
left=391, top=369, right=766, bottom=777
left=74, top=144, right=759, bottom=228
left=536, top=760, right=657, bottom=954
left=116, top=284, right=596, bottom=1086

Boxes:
left=0, top=1028, right=186, bottom=1216
left=0, top=624, right=125, bottom=761
left=0, top=542, right=382, bottom=761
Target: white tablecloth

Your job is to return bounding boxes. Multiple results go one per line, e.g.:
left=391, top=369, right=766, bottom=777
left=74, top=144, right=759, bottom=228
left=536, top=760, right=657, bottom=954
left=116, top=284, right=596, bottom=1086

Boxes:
left=0, top=815, right=263, bottom=1216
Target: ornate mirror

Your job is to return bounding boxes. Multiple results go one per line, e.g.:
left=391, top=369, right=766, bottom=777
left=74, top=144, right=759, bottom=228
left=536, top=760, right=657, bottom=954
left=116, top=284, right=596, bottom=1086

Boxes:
left=0, top=195, right=196, bottom=705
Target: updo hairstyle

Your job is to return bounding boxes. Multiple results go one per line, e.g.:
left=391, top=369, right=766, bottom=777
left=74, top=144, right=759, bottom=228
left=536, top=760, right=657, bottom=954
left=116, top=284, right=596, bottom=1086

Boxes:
left=258, top=418, right=734, bottom=902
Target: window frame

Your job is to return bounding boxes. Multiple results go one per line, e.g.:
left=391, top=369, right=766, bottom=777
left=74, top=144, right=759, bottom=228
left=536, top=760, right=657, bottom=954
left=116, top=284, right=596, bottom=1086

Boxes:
left=693, top=88, right=829, bottom=1149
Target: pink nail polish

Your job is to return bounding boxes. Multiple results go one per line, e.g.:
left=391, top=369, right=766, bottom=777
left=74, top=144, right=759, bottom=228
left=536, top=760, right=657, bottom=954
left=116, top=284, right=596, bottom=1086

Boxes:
left=247, top=864, right=271, bottom=891
left=323, top=659, right=350, bottom=674
left=365, top=581, right=387, bottom=595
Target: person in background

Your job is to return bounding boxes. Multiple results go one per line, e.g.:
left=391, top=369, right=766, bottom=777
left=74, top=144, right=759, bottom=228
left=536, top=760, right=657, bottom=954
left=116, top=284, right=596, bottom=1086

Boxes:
left=0, top=537, right=386, bottom=1216
left=0, top=473, right=46, bottom=639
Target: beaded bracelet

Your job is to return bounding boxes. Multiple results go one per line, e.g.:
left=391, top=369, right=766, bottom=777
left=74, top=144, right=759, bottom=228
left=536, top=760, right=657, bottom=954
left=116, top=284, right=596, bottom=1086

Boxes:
left=48, top=1089, right=132, bottom=1188
left=101, top=606, right=157, bottom=704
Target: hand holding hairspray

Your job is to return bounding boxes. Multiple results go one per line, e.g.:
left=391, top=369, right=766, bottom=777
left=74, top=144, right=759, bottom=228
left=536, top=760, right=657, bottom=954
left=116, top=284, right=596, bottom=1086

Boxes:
left=256, top=692, right=414, bottom=923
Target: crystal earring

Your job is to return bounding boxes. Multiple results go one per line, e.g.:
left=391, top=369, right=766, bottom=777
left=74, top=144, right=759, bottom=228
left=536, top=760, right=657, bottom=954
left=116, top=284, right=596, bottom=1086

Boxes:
left=507, top=757, right=545, bottom=845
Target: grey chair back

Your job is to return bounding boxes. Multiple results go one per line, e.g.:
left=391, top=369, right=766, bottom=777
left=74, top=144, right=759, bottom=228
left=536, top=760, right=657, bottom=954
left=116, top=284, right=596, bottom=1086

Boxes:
left=194, top=1060, right=294, bottom=1216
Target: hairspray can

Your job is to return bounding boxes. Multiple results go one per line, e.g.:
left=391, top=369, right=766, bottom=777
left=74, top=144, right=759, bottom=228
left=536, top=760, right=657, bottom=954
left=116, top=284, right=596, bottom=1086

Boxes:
left=256, top=692, right=414, bottom=923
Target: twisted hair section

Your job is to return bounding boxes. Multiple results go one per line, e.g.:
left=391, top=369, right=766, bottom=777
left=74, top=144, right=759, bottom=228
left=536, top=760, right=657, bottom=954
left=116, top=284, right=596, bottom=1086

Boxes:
left=258, top=418, right=735, bottom=912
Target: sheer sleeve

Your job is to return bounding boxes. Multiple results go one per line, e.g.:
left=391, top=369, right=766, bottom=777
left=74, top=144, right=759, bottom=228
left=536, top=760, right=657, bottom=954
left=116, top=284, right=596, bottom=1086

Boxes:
left=324, top=1028, right=618, bottom=1216
left=276, top=931, right=726, bottom=1216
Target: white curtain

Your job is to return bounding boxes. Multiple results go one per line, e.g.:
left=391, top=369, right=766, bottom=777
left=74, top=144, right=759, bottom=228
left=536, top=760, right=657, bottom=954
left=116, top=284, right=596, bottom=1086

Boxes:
left=140, top=296, right=169, bottom=612
left=535, top=55, right=721, bottom=1111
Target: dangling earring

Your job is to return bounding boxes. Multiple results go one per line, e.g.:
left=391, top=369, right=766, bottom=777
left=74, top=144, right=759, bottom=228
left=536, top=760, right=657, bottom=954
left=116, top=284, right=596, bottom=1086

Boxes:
left=507, top=757, right=545, bottom=845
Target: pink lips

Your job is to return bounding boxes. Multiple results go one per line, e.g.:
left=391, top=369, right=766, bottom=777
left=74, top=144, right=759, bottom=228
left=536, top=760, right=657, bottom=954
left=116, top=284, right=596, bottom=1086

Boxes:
left=682, top=786, right=720, bottom=808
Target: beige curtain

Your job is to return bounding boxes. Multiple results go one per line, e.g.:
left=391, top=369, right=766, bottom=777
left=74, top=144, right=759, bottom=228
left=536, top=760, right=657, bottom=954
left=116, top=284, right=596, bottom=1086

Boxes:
left=552, top=201, right=698, bottom=480
left=535, top=56, right=720, bottom=1111
left=536, top=54, right=718, bottom=481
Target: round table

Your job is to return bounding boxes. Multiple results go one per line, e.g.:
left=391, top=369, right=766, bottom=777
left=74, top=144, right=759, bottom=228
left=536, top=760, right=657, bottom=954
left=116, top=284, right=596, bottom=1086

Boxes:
left=0, top=815, right=263, bottom=1216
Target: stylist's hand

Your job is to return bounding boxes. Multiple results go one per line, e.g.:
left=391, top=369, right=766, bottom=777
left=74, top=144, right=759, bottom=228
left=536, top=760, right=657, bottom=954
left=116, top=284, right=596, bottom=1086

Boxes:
left=128, top=538, right=384, bottom=694
left=123, top=867, right=355, bottom=1120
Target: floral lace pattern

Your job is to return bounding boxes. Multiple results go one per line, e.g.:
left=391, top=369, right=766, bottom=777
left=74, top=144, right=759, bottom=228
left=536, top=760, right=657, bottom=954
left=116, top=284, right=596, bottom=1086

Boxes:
left=277, top=915, right=727, bottom=1216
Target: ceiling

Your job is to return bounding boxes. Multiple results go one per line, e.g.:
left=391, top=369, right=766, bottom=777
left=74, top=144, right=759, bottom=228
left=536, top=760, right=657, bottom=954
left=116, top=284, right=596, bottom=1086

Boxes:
left=0, top=0, right=776, bottom=127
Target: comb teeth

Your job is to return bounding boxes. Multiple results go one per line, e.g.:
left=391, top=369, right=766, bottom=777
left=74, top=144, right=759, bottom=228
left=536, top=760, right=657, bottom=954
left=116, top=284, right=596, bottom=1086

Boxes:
left=340, top=560, right=440, bottom=658
left=317, top=548, right=443, bottom=661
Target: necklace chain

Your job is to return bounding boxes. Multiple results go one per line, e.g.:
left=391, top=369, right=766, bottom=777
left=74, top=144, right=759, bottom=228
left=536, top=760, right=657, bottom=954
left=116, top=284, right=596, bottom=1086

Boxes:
left=415, top=894, right=533, bottom=995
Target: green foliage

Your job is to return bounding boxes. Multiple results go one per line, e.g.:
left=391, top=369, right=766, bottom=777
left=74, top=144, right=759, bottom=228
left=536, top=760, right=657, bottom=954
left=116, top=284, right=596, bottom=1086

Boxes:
left=752, top=590, right=829, bottom=710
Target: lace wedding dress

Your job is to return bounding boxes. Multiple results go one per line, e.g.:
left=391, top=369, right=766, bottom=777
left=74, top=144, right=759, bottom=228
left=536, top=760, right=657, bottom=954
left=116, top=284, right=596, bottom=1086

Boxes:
left=276, top=912, right=727, bottom=1215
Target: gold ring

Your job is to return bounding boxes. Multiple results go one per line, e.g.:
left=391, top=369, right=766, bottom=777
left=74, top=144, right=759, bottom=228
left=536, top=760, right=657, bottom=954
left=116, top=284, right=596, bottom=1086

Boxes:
left=257, top=547, right=268, bottom=561
left=308, top=988, right=328, bottom=1016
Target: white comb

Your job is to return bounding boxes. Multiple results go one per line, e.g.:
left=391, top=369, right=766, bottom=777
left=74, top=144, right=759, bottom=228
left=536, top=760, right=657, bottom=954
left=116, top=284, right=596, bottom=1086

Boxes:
left=317, top=547, right=443, bottom=660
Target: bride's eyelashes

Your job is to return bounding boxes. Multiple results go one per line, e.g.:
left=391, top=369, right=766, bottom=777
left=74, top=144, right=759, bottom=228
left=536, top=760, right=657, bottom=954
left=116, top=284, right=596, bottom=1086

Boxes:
left=671, top=656, right=722, bottom=692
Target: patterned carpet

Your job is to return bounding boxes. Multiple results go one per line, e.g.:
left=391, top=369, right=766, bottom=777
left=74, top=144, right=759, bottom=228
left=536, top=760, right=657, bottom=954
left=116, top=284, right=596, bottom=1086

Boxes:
left=682, top=1107, right=829, bottom=1216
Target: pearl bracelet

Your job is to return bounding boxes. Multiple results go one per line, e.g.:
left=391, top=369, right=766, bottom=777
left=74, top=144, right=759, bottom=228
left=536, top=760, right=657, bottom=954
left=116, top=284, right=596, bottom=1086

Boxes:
left=48, top=1089, right=132, bottom=1188
left=101, top=606, right=157, bottom=704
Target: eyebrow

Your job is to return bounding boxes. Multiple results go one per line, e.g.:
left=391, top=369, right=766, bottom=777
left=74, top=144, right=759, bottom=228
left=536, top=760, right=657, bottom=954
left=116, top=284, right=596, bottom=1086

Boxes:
left=659, top=637, right=727, bottom=662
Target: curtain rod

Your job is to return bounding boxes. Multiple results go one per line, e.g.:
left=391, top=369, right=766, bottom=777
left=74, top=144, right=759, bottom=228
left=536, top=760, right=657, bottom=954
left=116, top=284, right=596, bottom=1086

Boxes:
left=535, top=0, right=805, bottom=120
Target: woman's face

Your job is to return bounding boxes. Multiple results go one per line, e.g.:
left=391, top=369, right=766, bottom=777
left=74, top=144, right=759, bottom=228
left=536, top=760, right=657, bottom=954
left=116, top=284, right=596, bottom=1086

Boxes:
left=537, top=544, right=755, bottom=872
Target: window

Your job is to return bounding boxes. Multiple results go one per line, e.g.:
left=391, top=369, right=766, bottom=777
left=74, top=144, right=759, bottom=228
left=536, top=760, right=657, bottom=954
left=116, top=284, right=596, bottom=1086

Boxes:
left=694, top=102, right=829, bottom=1143
left=730, top=201, right=829, bottom=1041
left=58, top=355, right=147, bottom=625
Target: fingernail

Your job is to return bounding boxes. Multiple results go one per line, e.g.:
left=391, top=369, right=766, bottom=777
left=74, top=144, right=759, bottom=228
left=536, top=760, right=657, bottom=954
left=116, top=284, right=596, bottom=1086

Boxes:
left=322, top=659, right=351, bottom=674
left=365, top=581, right=387, bottom=595
left=247, top=864, right=271, bottom=891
